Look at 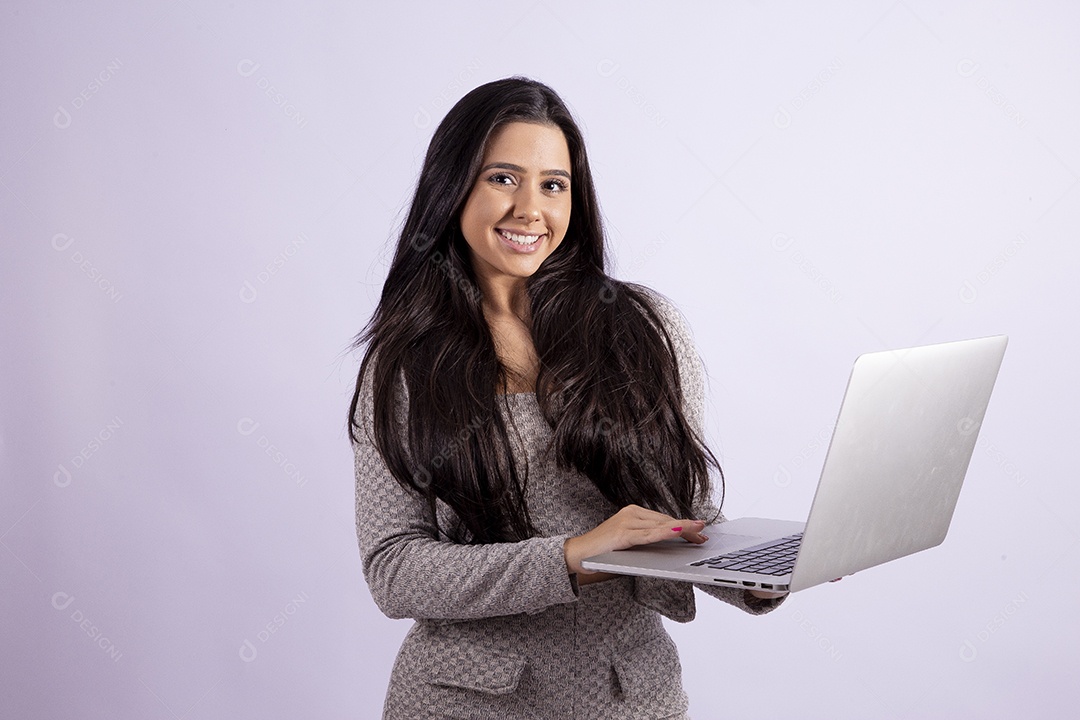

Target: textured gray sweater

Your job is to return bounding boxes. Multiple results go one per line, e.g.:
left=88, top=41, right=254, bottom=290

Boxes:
left=352, top=287, right=785, bottom=719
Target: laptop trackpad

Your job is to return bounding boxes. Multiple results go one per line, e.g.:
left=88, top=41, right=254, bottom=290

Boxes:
left=709, top=516, right=807, bottom=551
left=701, top=533, right=761, bottom=554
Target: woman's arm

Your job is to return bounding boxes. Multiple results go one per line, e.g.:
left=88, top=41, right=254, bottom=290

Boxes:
left=638, top=287, right=788, bottom=616
left=352, top=366, right=580, bottom=622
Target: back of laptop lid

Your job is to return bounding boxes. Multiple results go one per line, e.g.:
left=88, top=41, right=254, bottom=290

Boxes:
left=788, top=335, right=1008, bottom=592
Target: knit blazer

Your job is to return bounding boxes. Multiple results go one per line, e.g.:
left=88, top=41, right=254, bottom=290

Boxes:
left=352, top=288, right=785, bottom=719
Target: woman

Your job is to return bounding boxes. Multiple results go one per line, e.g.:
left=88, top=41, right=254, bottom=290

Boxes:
left=348, top=75, right=786, bottom=719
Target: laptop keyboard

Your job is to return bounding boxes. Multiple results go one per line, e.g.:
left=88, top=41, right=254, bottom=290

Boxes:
left=690, top=533, right=803, bottom=576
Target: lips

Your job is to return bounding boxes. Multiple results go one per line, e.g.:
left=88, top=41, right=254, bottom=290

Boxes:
left=497, top=228, right=545, bottom=245
left=495, top=228, right=545, bottom=254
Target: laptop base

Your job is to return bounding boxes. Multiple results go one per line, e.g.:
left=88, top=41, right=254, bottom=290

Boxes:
left=581, top=517, right=805, bottom=590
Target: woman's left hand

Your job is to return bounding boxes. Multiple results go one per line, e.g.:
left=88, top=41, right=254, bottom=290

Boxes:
left=746, top=588, right=788, bottom=600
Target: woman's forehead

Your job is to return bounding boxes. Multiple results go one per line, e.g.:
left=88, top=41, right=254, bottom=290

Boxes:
left=481, top=122, right=571, bottom=172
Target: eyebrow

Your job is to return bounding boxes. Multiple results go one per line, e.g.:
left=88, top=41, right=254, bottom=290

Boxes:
left=479, top=162, right=571, bottom=180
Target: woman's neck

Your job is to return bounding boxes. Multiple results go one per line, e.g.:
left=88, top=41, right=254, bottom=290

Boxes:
left=478, top=277, right=531, bottom=324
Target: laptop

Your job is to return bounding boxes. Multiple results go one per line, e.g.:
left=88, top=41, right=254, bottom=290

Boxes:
left=581, top=334, right=1008, bottom=593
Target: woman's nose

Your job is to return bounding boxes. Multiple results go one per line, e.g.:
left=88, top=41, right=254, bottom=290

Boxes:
left=513, top=187, right=542, bottom=221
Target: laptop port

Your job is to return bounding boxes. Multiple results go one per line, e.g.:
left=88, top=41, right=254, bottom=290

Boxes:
left=761, top=583, right=774, bottom=589
left=742, top=581, right=755, bottom=587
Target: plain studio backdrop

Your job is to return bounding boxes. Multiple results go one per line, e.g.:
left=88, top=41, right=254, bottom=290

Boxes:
left=1, top=1, right=1076, bottom=718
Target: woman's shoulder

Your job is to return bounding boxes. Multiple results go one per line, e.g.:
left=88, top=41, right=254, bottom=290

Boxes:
left=350, top=345, right=410, bottom=435
left=626, top=283, right=696, bottom=347
left=626, top=283, right=705, bottom=390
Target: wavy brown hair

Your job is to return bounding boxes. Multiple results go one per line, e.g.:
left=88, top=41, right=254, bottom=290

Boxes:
left=347, top=76, right=723, bottom=543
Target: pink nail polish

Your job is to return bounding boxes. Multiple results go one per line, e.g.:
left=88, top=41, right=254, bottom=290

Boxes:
left=671, top=526, right=682, bottom=532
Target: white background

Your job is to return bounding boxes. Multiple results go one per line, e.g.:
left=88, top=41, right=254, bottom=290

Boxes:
left=2, top=1, right=1077, bottom=718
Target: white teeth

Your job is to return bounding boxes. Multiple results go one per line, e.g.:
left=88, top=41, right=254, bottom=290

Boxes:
left=498, top=229, right=542, bottom=245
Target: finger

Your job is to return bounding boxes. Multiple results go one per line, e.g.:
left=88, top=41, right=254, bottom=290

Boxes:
left=615, top=514, right=706, bottom=547
left=621, top=512, right=682, bottom=533
left=627, top=522, right=690, bottom=546
left=672, top=519, right=708, bottom=544
left=665, top=518, right=706, bottom=535
left=680, top=528, right=709, bottom=544
left=641, top=520, right=705, bottom=545
left=748, top=589, right=788, bottom=599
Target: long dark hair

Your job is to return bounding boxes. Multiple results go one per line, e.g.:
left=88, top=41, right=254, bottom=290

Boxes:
left=347, top=75, right=723, bottom=543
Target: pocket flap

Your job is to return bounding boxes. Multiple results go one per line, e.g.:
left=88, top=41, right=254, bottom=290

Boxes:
left=423, top=635, right=527, bottom=696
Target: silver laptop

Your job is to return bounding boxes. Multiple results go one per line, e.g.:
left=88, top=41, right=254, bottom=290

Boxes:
left=582, top=335, right=1008, bottom=593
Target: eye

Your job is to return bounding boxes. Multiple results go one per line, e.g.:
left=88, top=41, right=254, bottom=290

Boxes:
left=487, top=172, right=515, bottom=186
left=543, top=178, right=570, bottom=193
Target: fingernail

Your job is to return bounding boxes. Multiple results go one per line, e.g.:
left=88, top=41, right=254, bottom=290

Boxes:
left=700, top=534, right=710, bottom=541
left=671, top=526, right=682, bottom=533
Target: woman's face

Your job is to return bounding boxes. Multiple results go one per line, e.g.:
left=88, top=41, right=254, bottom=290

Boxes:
left=459, top=121, right=572, bottom=296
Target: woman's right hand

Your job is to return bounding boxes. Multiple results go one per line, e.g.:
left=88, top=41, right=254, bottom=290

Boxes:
left=563, top=504, right=708, bottom=576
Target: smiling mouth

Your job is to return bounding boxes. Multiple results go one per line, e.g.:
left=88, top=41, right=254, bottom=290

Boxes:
left=497, top=229, right=545, bottom=245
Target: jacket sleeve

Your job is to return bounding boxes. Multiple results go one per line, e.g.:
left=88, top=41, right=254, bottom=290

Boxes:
left=352, top=359, right=580, bottom=622
left=631, top=288, right=787, bottom=620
